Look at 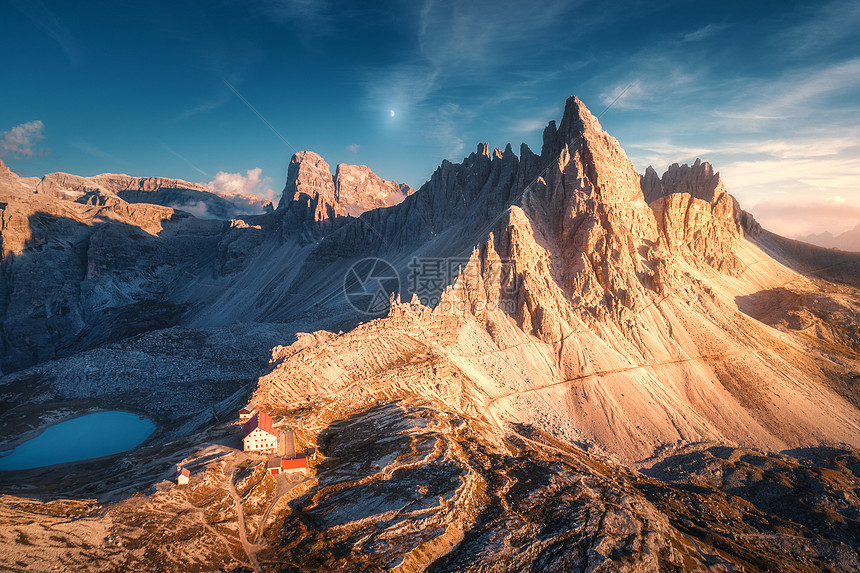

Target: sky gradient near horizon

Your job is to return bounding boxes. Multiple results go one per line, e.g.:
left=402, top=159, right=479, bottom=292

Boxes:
left=2, top=0, right=859, bottom=236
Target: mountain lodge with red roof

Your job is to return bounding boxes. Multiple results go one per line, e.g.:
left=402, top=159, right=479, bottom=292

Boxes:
left=241, top=411, right=278, bottom=453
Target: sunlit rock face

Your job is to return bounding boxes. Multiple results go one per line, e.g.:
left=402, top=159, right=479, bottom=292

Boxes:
left=334, top=163, right=414, bottom=216
left=276, top=150, right=413, bottom=241
left=277, top=151, right=338, bottom=215
left=643, top=159, right=744, bottom=274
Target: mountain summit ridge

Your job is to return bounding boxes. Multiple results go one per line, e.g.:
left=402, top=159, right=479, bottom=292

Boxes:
left=276, top=150, right=414, bottom=227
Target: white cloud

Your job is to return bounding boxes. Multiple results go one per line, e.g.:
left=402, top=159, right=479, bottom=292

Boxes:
left=716, top=153, right=860, bottom=236
left=599, top=79, right=647, bottom=110
left=416, top=0, right=574, bottom=71
left=432, top=103, right=469, bottom=160
left=0, top=120, right=45, bottom=159
left=346, top=143, right=360, bottom=153
left=721, top=156, right=860, bottom=192
left=622, top=127, right=860, bottom=237
left=361, top=0, right=584, bottom=161
left=169, top=169, right=279, bottom=220
left=207, top=167, right=277, bottom=205
left=711, top=111, right=789, bottom=122
left=740, top=137, right=858, bottom=159
left=599, top=65, right=701, bottom=111
left=363, top=63, right=439, bottom=117
left=11, top=0, right=83, bottom=66
left=682, top=24, right=727, bottom=42
left=508, top=117, right=549, bottom=135
left=777, top=0, right=860, bottom=56
left=73, top=140, right=125, bottom=165
left=168, top=200, right=213, bottom=219
left=717, top=58, right=860, bottom=127
left=624, top=141, right=714, bottom=173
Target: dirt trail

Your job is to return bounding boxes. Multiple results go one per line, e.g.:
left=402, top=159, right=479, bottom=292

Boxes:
left=253, top=474, right=307, bottom=544
left=224, top=459, right=262, bottom=573
left=485, top=341, right=786, bottom=416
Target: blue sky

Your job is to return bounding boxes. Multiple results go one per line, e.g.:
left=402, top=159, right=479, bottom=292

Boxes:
left=2, top=0, right=859, bottom=236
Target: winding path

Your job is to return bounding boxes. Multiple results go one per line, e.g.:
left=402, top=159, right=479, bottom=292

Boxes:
left=483, top=340, right=789, bottom=437
left=224, top=460, right=263, bottom=573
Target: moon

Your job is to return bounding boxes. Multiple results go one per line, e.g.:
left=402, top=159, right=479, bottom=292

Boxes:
left=389, top=109, right=395, bottom=117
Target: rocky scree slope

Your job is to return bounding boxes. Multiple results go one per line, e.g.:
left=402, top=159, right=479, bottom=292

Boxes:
left=6, top=399, right=860, bottom=572
left=0, top=153, right=411, bottom=372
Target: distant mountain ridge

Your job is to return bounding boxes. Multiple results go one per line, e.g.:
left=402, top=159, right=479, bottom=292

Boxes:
left=799, top=223, right=860, bottom=253
left=33, top=169, right=274, bottom=219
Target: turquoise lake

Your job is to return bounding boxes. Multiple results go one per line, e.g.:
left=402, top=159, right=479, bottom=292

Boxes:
left=0, top=411, right=156, bottom=471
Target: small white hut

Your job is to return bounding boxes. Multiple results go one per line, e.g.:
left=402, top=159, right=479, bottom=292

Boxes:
left=239, top=403, right=256, bottom=421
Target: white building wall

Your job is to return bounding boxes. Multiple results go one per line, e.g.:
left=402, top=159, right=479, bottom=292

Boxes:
left=243, top=428, right=278, bottom=452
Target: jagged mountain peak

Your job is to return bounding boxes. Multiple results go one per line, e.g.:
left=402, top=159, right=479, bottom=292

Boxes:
left=662, top=158, right=724, bottom=202
left=276, top=149, right=414, bottom=243
left=557, top=95, right=602, bottom=145
left=642, top=158, right=726, bottom=204
left=277, top=150, right=335, bottom=212
left=5, top=72, right=860, bottom=571
left=540, top=96, right=606, bottom=160
left=333, top=162, right=415, bottom=216
left=277, top=150, right=413, bottom=218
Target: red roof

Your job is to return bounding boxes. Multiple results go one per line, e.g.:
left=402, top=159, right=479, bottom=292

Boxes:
left=281, top=454, right=308, bottom=470
left=180, top=467, right=190, bottom=477
left=241, top=411, right=275, bottom=439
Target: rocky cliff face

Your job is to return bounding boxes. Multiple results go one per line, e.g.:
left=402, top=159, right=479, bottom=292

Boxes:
left=36, top=172, right=211, bottom=201
left=513, top=96, right=659, bottom=329
left=642, top=159, right=744, bottom=273
left=277, top=151, right=413, bottom=241
left=0, top=159, right=39, bottom=195
left=0, top=149, right=413, bottom=372
left=334, top=163, right=414, bottom=216
left=0, top=180, right=227, bottom=373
